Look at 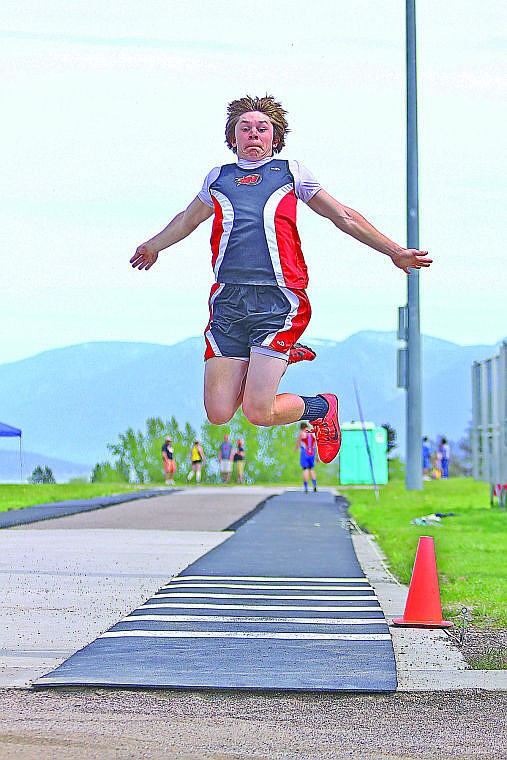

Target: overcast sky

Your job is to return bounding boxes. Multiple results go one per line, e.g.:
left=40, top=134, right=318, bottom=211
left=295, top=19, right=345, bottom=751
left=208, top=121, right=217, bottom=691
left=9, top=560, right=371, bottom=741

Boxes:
left=2, top=1, right=505, bottom=364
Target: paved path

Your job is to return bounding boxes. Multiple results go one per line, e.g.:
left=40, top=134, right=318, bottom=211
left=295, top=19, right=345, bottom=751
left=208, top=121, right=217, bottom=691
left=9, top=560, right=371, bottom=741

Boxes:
left=11, top=487, right=283, bottom=531
left=0, top=489, right=171, bottom=528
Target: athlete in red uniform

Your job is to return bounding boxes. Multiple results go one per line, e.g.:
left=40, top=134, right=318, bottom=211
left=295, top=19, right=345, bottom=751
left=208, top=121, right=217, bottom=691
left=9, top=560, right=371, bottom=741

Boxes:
left=296, top=422, right=318, bottom=492
left=131, top=95, right=432, bottom=463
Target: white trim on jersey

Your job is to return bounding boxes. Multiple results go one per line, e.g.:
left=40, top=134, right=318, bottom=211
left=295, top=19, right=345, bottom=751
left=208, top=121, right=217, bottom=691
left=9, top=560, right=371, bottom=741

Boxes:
left=263, top=183, right=293, bottom=287
left=288, top=159, right=322, bottom=204
left=198, top=160, right=321, bottom=208
left=209, top=189, right=235, bottom=279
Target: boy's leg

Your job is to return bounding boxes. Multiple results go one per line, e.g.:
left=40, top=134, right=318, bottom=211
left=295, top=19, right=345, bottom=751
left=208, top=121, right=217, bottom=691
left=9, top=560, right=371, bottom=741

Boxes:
left=204, top=358, right=248, bottom=425
left=205, top=352, right=306, bottom=425
left=205, top=352, right=341, bottom=462
left=242, top=352, right=341, bottom=463
left=241, top=352, right=304, bottom=426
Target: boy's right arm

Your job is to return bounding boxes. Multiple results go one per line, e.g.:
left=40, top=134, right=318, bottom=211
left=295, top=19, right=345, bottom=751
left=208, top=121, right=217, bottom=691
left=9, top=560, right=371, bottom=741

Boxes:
left=130, top=196, right=213, bottom=271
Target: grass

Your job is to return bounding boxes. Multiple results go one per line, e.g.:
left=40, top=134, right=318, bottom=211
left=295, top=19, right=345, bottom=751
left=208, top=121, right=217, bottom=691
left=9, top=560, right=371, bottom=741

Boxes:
left=342, top=478, right=507, bottom=628
left=469, top=647, right=507, bottom=670
left=0, top=483, right=138, bottom=512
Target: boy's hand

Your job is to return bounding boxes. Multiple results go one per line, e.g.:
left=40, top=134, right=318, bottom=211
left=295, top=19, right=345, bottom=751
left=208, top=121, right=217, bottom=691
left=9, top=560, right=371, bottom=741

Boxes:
left=390, top=249, right=433, bottom=274
left=130, top=242, right=159, bottom=270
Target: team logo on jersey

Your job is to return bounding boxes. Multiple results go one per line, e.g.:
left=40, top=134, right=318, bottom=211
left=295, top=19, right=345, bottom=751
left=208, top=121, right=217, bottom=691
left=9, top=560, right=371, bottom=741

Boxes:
left=235, top=174, right=262, bottom=186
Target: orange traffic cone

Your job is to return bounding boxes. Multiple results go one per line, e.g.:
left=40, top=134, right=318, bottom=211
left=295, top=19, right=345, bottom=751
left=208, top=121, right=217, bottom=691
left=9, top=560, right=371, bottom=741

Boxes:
left=392, top=535, right=452, bottom=628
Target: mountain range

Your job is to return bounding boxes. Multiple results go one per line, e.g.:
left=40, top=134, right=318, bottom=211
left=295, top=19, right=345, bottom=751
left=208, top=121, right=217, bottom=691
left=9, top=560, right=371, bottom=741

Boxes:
left=0, top=332, right=501, bottom=480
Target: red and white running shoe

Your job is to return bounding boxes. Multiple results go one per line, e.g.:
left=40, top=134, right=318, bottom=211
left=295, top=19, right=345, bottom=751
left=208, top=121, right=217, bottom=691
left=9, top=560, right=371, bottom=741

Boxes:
left=312, top=393, right=341, bottom=463
left=288, top=343, right=317, bottom=365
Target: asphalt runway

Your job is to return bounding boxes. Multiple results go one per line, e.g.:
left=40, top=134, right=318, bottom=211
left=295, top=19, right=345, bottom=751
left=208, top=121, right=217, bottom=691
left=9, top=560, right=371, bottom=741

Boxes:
left=36, top=492, right=396, bottom=691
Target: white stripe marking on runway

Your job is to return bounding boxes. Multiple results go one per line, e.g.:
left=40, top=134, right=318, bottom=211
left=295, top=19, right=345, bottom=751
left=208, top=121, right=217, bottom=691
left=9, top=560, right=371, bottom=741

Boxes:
left=99, top=630, right=392, bottom=641
left=122, top=615, right=386, bottom=625
left=162, top=583, right=374, bottom=592
left=140, top=603, right=380, bottom=612
left=154, top=593, right=377, bottom=601
left=170, top=576, right=369, bottom=582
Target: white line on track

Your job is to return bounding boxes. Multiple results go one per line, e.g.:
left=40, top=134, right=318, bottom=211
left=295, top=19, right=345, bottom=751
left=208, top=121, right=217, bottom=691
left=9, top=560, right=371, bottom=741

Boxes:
left=121, top=615, right=387, bottom=625
left=140, top=603, right=380, bottom=612
left=162, top=583, right=374, bottom=592
left=99, top=630, right=392, bottom=641
left=154, top=593, right=377, bottom=601
left=170, top=576, right=369, bottom=582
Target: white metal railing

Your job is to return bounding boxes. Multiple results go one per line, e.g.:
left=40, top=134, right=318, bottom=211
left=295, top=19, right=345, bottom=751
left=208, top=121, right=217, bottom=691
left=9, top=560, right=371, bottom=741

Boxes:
left=471, top=342, right=507, bottom=490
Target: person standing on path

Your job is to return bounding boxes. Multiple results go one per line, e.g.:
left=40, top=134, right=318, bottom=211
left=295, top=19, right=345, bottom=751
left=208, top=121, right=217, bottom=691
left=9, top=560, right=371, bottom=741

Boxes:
left=218, top=434, right=234, bottom=483
left=131, top=95, right=432, bottom=465
left=422, top=436, right=432, bottom=481
left=233, top=439, right=246, bottom=484
left=187, top=440, right=206, bottom=484
left=295, top=422, right=318, bottom=492
left=161, top=436, right=176, bottom=485
left=439, top=437, right=451, bottom=479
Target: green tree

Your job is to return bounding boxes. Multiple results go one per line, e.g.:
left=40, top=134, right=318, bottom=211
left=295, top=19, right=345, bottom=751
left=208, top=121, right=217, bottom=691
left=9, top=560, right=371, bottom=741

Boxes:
left=381, top=423, right=397, bottom=456
left=202, top=411, right=340, bottom=485
left=91, top=459, right=130, bottom=483
left=103, top=416, right=197, bottom=485
left=450, top=426, right=472, bottom=477
left=29, top=465, right=56, bottom=484
left=96, top=412, right=341, bottom=486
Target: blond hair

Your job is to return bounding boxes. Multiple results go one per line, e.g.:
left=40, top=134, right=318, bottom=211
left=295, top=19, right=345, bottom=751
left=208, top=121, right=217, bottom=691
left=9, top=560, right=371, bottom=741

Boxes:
left=225, top=94, right=289, bottom=154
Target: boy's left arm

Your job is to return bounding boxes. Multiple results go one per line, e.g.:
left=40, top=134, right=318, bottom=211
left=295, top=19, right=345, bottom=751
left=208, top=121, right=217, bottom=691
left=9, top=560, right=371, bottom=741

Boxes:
left=307, top=189, right=432, bottom=274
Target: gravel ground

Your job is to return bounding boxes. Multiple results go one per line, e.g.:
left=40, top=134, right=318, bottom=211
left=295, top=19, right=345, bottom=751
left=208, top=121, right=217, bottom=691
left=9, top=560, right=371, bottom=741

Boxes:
left=1, top=688, right=506, bottom=759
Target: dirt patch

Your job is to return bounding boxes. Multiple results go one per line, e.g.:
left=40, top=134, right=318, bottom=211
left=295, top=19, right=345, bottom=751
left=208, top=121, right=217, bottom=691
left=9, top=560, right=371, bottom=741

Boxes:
left=448, top=625, right=507, bottom=669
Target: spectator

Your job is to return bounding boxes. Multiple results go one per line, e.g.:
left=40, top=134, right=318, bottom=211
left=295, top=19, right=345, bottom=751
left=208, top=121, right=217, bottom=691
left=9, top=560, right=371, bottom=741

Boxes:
left=161, top=436, right=176, bottom=485
left=295, top=422, right=318, bottom=493
left=422, top=436, right=431, bottom=481
left=218, top=434, right=234, bottom=483
left=439, top=437, right=451, bottom=479
left=187, top=439, right=206, bottom=484
left=233, top=439, right=246, bottom=484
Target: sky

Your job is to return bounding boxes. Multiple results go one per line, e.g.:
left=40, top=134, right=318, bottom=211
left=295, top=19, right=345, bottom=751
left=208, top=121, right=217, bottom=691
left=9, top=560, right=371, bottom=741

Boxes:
left=1, top=1, right=506, bottom=364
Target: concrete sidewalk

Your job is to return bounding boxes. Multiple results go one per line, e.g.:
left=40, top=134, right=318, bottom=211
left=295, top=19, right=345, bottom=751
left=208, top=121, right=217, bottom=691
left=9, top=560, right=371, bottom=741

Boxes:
left=0, top=486, right=505, bottom=691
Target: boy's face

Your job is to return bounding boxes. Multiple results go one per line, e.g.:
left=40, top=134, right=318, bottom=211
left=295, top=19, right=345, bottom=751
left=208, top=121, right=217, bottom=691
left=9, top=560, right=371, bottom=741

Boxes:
left=232, top=110, right=277, bottom=161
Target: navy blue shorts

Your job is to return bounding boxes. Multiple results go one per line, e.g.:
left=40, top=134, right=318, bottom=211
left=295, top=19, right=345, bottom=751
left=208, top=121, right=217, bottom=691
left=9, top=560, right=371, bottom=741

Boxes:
left=204, top=283, right=311, bottom=361
left=300, top=451, right=316, bottom=469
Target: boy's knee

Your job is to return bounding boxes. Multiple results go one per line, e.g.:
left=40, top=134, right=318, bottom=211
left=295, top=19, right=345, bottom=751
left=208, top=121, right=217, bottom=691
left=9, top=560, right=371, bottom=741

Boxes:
left=205, top=402, right=234, bottom=426
left=242, top=400, right=271, bottom=427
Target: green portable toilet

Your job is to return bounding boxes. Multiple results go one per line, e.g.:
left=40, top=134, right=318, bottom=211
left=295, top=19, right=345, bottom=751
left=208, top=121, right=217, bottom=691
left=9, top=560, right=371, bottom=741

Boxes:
left=339, top=422, right=388, bottom=485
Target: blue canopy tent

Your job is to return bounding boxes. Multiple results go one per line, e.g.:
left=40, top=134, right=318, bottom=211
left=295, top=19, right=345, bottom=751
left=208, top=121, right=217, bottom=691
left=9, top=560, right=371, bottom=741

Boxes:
left=0, top=421, right=23, bottom=481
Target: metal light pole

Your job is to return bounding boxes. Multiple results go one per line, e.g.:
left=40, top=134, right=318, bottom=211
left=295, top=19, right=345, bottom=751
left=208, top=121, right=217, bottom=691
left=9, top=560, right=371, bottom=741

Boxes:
left=402, top=0, right=423, bottom=490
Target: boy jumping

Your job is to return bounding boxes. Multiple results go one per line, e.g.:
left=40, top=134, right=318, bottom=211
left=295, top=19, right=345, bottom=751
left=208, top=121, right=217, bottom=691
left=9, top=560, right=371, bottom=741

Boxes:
left=130, top=95, right=432, bottom=463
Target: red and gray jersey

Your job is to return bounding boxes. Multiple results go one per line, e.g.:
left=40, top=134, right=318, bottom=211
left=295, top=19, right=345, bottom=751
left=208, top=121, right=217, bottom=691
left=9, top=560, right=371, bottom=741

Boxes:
left=198, top=158, right=321, bottom=288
